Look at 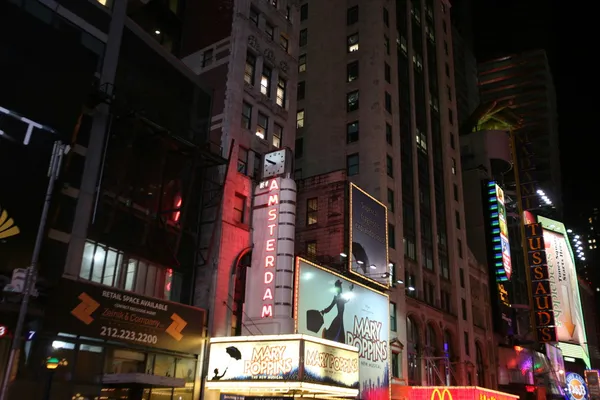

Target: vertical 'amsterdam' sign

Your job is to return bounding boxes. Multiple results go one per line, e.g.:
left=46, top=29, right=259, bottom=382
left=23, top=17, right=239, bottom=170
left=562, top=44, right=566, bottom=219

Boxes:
left=525, top=222, right=557, bottom=342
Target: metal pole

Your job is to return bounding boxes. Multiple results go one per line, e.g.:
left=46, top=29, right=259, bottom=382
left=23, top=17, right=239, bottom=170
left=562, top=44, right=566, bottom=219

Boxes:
left=0, top=141, right=65, bottom=400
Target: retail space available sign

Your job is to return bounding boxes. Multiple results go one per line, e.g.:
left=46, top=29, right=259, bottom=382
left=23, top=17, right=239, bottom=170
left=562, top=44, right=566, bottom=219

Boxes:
left=294, top=259, right=389, bottom=400
left=206, top=335, right=359, bottom=390
left=46, top=278, right=206, bottom=353
left=525, top=222, right=557, bottom=343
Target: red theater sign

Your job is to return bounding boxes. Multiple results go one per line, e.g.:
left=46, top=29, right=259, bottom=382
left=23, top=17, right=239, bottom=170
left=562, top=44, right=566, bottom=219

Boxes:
left=397, top=387, right=519, bottom=400
left=260, top=179, right=280, bottom=318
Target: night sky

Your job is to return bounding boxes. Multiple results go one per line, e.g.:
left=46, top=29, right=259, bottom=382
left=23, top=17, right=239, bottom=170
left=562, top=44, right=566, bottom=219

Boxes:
left=460, top=0, right=591, bottom=224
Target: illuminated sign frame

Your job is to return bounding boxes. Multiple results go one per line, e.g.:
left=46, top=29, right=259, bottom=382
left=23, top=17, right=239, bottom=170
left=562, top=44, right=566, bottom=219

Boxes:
left=258, top=179, right=281, bottom=319
left=486, top=182, right=511, bottom=281
left=525, top=222, right=557, bottom=343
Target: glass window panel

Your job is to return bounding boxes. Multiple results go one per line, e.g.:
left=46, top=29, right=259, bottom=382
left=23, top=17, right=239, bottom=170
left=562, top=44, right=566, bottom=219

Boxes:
left=102, top=248, right=120, bottom=286
left=125, top=259, right=137, bottom=291
left=81, top=242, right=95, bottom=280
left=75, top=344, right=104, bottom=383
left=91, top=245, right=106, bottom=283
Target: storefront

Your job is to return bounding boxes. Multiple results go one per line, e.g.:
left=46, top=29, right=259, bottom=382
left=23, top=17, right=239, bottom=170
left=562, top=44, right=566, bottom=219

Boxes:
left=395, top=386, right=520, bottom=400
left=203, top=335, right=360, bottom=400
left=6, top=278, right=207, bottom=400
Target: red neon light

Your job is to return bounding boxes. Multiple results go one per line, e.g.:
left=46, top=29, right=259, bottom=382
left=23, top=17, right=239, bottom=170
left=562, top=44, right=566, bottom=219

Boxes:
left=261, top=179, right=280, bottom=318
left=173, top=197, right=182, bottom=222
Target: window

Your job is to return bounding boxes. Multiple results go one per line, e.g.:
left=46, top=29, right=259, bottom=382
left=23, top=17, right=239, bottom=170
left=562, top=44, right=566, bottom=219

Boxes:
left=443, top=20, right=447, bottom=33
left=441, top=291, right=451, bottom=312
left=273, top=123, right=283, bottom=148
left=297, top=81, right=306, bottom=100
left=276, top=77, right=287, bottom=107
left=387, top=188, right=395, bottom=212
left=295, top=137, right=304, bottom=158
left=270, top=0, right=277, bottom=7
left=453, top=184, right=459, bottom=201
left=347, top=61, right=359, bottom=82
left=455, top=211, right=461, bottom=229
left=464, top=332, right=470, bottom=355
left=296, top=110, right=305, bottom=128
left=299, top=29, right=308, bottom=46
left=384, top=62, right=391, bottom=83
left=254, top=153, right=262, bottom=178
left=300, top=3, right=308, bottom=20
left=347, top=153, right=359, bottom=176
left=306, top=241, right=317, bottom=257
left=286, top=5, right=291, bottom=20
left=390, top=302, right=397, bottom=331
left=241, top=102, right=252, bottom=129
left=202, top=49, right=213, bottom=67
left=389, top=224, right=396, bottom=249
left=386, top=123, right=392, bottom=144
left=445, top=62, right=450, bottom=77
left=461, top=298, right=467, bottom=320
left=444, top=41, right=449, bottom=55
left=347, top=91, right=359, bottom=112
left=347, top=33, right=359, bottom=52
left=392, top=353, right=400, bottom=378
left=265, top=22, right=274, bottom=40
left=233, top=194, right=246, bottom=224
left=261, top=66, right=272, bottom=96
left=458, top=239, right=463, bottom=259
left=450, top=133, right=455, bottom=149
left=256, top=112, right=268, bottom=139
left=385, top=92, right=392, bottom=113
left=459, top=267, right=465, bottom=287
left=449, top=109, right=454, bottom=125
left=383, top=7, right=389, bottom=26
left=440, top=256, right=450, bottom=279
left=280, top=34, right=289, bottom=52
left=307, top=198, right=318, bottom=225
left=451, top=158, right=457, bottom=174
left=417, top=129, right=427, bottom=152
left=245, top=53, right=256, bottom=85
left=447, top=85, right=452, bottom=101
left=384, top=35, right=390, bottom=54
left=238, top=147, right=248, bottom=174
left=299, top=54, right=306, bottom=72
left=347, top=121, right=359, bottom=143
left=250, top=7, right=259, bottom=26
left=386, top=155, right=394, bottom=177
left=347, top=6, right=358, bottom=25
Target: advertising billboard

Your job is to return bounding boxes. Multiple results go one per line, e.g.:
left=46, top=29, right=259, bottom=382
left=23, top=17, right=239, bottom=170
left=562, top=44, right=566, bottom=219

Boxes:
left=348, top=183, right=389, bottom=288
left=537, top=216, right=587, bottom=350
left=525, top=222, right=557, bottom=343
left=566, top=372, right=589, bottom=400
left=398, top=386, right=519, bottom=400
left=46, top=278, right=206, bottom=353
left=585, top=370, right=600, bottom=400
left=206, top=335, right=359, bottom=391
left=244, top=177, right=297, bottom=335
left=294, top=259, right=389, bottom=400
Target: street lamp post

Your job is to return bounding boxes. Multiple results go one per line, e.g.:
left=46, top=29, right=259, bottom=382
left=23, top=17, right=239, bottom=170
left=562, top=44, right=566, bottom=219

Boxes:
left=43, top=357, right=68, bottom=400
left=0, top=142, right=69, bottom=400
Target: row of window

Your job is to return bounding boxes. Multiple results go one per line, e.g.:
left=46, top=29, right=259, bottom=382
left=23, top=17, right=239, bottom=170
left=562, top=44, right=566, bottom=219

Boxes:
left=249, top=3, right=292, bottom=52
left=245, top=53, right=287, bottom=107
left=241, top=102, right=283, bottom=148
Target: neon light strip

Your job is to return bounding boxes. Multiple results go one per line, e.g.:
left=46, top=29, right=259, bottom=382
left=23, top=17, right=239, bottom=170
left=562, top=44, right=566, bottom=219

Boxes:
left=205, top=381, right=360, bottom=397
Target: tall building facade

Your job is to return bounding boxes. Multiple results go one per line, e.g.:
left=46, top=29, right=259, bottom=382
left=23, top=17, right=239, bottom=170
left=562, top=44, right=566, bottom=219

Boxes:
left=0, top=1, right=219, bottom=399
left=181, top=0, right=300, bottom=337
left=478, top=50, right=561, bottom=212
left=294, top=0, right=494, bottom=387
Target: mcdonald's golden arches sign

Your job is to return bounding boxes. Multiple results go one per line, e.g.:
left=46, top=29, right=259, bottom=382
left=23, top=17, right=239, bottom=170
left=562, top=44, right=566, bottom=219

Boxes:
left=397, top=386, right=519, bottom=400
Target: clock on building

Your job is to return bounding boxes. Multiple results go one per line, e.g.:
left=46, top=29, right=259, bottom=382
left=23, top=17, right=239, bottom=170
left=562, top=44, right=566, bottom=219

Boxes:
left=262, top=149, right=287, bottom=178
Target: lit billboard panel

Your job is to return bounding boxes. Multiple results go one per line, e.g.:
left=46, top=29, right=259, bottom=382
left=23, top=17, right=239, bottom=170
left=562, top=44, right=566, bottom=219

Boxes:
left=537, top=216, right=588, bottom=354
left=294, top=258, right=389, bottom=400
left=348, top=183, right=389, bottom=288
left=487, top=182, right=512, bottom=281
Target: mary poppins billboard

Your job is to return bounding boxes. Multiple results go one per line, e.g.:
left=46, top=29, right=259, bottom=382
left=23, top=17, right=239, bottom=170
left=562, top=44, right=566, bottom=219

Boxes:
left=0, top=1, right=96, bottom=274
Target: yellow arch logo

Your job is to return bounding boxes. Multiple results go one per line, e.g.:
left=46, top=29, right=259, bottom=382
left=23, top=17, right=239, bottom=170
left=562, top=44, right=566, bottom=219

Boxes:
left=431, top=389, right=453, bottom=400
left=0, top=209, right=20, bottom=240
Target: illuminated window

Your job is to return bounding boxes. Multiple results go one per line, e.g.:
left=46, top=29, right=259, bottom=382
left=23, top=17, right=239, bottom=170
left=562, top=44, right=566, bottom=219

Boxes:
left=347, top=121, right=359, bottom=143
left=347, top=33, right=359, bottom=52
left=451, top=157, right=457, bottom=174
left=296, top=110, right=305, bottom=129
left=347, top=6, right=358, bottom=25
left=306, top=241, right=317, bottom=257
left=299, top=54, right=306, bottom=72
left=276, top=77, right=287, bottom=107
left=256, top=112, right=268, bottom=139
left=261, top=66, right=272, bottom=96
left=347, top=153, right=359, bottom=176
left=244, top=53, right=256, bottom=85
left=416, top=129, right=427, bottom=153
left=307, top=198, right=318, bottom=225
left=233, top=194, right=246, bottom=224
left=273, top=123, right=283, bottom=148
left=347, top=61, right=359, bottom=82
left=241, top=102, right=252, bottom=129
left=347, top=90, right=359, bottom=112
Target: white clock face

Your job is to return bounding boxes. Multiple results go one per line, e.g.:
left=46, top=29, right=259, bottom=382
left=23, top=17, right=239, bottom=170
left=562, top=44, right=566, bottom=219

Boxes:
left=263, top=150, right=286, bottom=178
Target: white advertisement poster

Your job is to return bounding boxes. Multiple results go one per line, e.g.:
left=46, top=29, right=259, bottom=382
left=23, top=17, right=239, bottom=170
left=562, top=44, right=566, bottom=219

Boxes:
left=207, top=339, right=300, bottom=382
left=295, top=259, right=390, bottom=400
left=543, top=229, right=586, bottom=344
left=303, top=339, right=359, bottom=389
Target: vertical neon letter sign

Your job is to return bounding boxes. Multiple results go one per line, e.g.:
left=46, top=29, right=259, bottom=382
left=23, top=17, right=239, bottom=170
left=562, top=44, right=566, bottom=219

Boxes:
left=262, top=179, right=280, bottom=318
